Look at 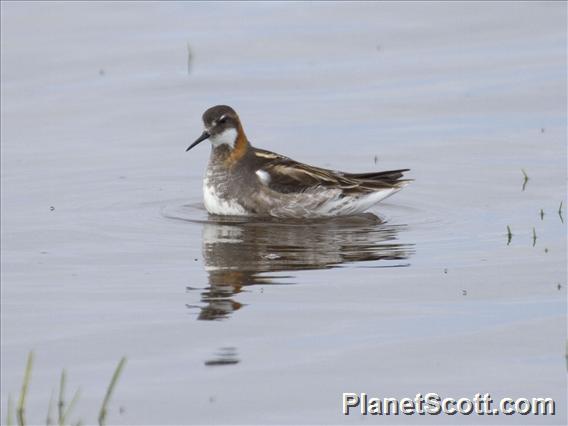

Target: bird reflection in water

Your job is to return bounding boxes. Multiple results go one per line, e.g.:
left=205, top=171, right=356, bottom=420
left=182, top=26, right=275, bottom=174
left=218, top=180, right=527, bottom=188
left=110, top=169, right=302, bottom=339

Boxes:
left=187, top=213, right=413, bottom=321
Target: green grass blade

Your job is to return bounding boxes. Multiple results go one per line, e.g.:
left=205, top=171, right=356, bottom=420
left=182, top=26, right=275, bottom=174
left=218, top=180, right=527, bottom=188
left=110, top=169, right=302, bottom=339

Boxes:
left=62, top=388, right=81, bottom=425
left=98, top=357, right=127, bottom=426
left=46, top=388, right=55, bottom=426
left=17, top=351, right=34, bottom=426
left=521, top=169, right=529, bottom=191
left=58, top=370, right=66, bottom=426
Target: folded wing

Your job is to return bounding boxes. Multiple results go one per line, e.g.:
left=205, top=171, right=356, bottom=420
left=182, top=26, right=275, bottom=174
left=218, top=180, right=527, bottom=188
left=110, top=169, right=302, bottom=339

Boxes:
left=252, top=149, right=411, bottom=195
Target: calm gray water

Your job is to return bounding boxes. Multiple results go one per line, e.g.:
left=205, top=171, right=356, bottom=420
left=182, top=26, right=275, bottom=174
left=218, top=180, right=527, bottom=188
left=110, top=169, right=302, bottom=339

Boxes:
left=1, top=2, right=566, bottom=425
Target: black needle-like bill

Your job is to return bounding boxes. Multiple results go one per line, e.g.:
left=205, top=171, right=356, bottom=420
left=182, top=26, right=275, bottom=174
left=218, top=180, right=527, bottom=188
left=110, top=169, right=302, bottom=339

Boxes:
left=186, top=131, right=210, bottom=151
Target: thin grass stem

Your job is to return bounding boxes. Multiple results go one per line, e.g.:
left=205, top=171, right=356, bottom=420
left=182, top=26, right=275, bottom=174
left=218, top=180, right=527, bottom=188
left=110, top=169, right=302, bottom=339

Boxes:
left=521, top=169, right=529, bottom=191
left=46, top=388, right=55, bottom=426
left=17, top=352, right=34, bottom=426
left=58, top=370, right=66, bottom=426
left=98, top=357, right=127, bottom=426
left=62, top=388, right=81, bottom=425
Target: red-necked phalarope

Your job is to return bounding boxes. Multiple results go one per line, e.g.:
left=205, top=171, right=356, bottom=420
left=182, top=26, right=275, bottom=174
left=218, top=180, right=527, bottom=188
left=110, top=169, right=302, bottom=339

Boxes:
left=186, top=105, right=411, bottom=218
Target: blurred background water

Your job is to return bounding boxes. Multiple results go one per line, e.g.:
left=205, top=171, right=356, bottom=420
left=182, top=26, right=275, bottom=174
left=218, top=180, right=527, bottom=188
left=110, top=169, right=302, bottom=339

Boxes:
left=1, top=1, right=566, bottom=424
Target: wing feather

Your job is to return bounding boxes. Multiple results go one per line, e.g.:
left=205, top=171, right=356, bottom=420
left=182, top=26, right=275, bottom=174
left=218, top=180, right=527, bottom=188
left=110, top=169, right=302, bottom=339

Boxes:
left=252, top=148, right=409, bottom=195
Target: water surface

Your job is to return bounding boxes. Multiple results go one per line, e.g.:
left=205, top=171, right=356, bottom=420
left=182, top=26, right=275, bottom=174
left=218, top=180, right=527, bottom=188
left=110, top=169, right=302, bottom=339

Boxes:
left=1, top=2, right=566, bottom=424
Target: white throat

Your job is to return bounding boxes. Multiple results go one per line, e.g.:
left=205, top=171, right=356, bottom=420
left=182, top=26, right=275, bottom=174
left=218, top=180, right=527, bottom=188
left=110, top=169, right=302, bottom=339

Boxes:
left=209, top=128, right=238, bottom=147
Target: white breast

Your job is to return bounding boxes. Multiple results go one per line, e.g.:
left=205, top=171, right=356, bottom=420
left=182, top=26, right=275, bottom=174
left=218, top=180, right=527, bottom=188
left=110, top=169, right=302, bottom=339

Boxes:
left=203, top=177, right=248, bottom=216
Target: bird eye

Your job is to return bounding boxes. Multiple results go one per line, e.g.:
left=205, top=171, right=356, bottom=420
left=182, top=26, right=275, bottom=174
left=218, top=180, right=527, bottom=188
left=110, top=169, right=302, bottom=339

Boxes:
left=218, top=115, right=227, bottom=124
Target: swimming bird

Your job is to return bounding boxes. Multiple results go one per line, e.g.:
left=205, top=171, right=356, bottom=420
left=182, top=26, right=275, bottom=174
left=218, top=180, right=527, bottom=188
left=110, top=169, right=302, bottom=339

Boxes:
left=186, top=105, right=410, bottom=218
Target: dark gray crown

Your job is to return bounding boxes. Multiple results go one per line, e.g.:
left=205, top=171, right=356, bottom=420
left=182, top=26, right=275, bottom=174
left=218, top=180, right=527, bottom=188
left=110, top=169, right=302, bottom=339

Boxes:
left=202, top=105, right=239, bottom=134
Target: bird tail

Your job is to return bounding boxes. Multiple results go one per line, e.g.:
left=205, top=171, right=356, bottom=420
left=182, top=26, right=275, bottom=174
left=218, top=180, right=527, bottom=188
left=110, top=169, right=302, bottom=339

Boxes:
left=345, top=169, right=412, bottom=187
